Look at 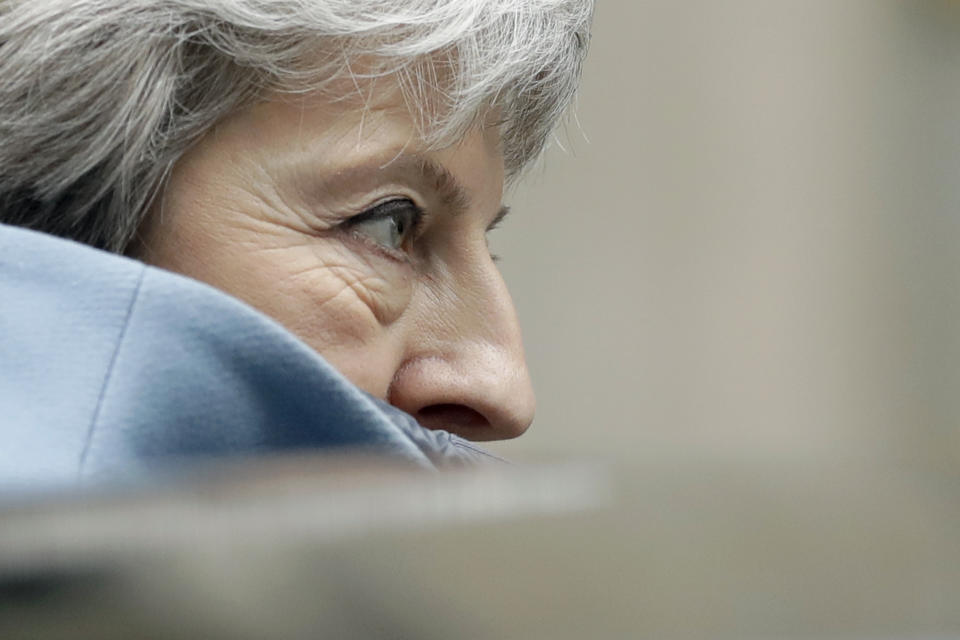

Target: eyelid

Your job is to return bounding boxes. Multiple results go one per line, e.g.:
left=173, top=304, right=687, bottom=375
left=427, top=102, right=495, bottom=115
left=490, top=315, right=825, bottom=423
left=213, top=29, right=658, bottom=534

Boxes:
left=340, top=197, right=425, bottom=260
left=346, top=197, right=422, bottom=226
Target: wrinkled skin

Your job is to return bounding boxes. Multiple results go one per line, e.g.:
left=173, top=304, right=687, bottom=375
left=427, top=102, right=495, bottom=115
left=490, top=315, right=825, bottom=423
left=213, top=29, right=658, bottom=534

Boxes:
left=137, top=90, right=535, bottom=441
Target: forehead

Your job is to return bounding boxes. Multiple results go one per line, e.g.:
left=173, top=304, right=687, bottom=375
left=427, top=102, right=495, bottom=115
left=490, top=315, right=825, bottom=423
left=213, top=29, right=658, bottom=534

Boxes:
left=262, top=69, right=504, bottom=154
left=200, top=86, right=505, bottom=207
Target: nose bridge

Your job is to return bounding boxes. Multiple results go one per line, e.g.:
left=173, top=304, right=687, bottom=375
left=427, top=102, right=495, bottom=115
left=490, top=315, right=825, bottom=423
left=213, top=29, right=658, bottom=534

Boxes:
left=389, top=254, right=536, bottom=440
left=457, top=254, right=524, bottom=349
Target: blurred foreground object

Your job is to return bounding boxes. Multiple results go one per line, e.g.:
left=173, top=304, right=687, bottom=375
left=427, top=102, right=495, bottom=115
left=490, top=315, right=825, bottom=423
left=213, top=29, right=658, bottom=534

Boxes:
left=1, top=449, right=959, bottom=639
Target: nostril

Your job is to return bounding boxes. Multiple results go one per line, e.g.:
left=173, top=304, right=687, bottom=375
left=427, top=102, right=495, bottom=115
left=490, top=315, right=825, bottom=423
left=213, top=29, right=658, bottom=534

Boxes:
left=415, top=403, right=491, bottom=439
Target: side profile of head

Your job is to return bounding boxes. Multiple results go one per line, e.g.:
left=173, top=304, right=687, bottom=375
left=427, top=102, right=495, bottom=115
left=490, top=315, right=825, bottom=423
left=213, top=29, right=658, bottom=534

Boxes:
left=0, top=0, right=592, bottom=440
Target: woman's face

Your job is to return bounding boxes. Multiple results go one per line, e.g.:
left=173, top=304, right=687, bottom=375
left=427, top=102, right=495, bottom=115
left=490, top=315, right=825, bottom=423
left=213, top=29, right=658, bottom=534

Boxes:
left=137, top=90, right=535, bottom=441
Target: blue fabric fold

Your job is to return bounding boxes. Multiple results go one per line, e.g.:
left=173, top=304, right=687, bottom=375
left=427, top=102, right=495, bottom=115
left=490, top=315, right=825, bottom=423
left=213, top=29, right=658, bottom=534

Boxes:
left=0, top=224, right=501, bottom=489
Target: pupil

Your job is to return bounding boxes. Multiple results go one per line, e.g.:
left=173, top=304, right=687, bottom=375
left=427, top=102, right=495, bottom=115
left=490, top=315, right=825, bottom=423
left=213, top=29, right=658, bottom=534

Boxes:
left=395, top=218, right=404, bottom=236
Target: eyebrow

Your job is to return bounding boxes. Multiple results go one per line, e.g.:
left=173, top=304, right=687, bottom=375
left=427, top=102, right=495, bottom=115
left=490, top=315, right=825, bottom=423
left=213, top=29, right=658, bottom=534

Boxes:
left=403, top=157, right=512, bottom=228
left=402, top=156, right=511, bottom=228
left=312, top=153, right=469, bottom=213
left=307, top=150, right=508, bottom=222
left=411, top=156, right=471, bottom=216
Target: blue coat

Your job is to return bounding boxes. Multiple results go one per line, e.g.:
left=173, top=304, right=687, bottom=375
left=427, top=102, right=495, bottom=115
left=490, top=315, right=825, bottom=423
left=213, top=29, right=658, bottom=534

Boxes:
left=0, top=224, right=499, bottom=488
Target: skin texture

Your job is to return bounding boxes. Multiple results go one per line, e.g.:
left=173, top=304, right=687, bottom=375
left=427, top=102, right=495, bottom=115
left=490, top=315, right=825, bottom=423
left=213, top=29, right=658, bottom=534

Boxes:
left=136, top=90, right=535, bottom=441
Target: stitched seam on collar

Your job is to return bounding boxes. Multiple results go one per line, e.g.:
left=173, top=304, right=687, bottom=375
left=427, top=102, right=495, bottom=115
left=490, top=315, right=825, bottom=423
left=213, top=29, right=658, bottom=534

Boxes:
left=77, top=266, right=146, bottom=478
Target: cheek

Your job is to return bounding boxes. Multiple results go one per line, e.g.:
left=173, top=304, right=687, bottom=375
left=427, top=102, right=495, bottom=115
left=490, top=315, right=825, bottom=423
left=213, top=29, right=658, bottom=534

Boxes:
left=265, top=240, right=412, bottom=344
left=267, top=244, right=412, bottom=395
left=151, top=218, right=413, bottom=395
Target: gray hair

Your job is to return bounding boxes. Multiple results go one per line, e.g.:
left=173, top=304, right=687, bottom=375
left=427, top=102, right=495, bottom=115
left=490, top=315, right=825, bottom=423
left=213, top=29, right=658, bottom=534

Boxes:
left=0, top=0, right=593, bottom=252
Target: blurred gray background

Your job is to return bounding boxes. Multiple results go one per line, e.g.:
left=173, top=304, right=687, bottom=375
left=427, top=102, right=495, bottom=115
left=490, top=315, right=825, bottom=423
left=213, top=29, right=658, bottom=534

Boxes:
left=488, top=0, right=960, bottom=464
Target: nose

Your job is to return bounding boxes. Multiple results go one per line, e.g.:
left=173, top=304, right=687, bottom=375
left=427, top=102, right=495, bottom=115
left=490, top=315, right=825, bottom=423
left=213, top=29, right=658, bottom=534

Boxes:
left=387, top=259, right=535, bottom=441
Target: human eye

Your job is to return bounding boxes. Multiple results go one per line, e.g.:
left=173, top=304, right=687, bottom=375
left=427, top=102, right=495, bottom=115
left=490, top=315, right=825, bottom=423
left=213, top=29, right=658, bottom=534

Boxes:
left=485, top=205, right=510, bottom=263
left=344, top=198, right=423, bottom=252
